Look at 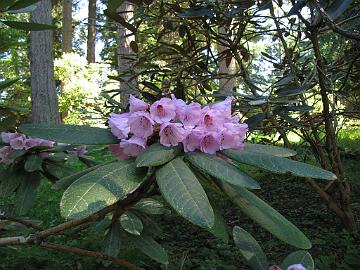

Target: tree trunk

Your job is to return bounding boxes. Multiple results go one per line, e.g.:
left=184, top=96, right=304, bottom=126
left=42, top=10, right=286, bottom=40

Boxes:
left=61, top=0, right=72, bottom=53
left=217, top=26, right=237, bottom=94
left=116, top=1, right=138, bottom=109
left=30, top=0, right=60, bottom=124
left=87, top=0, right=96, bottom=63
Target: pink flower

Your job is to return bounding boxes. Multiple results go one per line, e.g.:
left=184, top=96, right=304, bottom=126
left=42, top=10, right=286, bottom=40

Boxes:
left=150, top=97, right=176, bottom=124
left=287, top=264, right=307, bottom=270
left=120, top=136, right=147, bottom=157
left=9, top=134, right=26, bottom=150
left=75, top=145, right=87, bottom=156
left=0, top=146, right=12, bottom=163
left=108, top=113, right=130, bottom=139
left=129, top=95, right=149, bottom=112
left=109, top=144, right=129, bottom=160
left=128, top=111, right=154, bottom=139
left=159, top=122, right=187, bottom=147
left=24, top=138, right=43, bottom=150
left=179, top=102, right=202, bottom=129
left=199, top=107, right=224, bottom=131
left=200, top=132, right=221, bottom=154
left=268, top=266, right=282, bottom=270
left=1, top=132, right=22, bottom=144
left=210, top=97, right=232, bottom=119
left=220, top=123, right=248, bottom=150
left=183, top=130, right=204, bottom=152
left=39, top=139, right=55, bottom=147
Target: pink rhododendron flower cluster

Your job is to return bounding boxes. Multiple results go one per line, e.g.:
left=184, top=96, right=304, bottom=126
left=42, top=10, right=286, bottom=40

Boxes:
left=0, top=132, right=54, bottom=163
left=108, top=95, right=248, bottom=159
left=268, top=264, right=307, bottom=270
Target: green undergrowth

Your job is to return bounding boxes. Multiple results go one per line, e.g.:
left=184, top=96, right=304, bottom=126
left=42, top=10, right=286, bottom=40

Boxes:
left=0, top=131, right=359, bottom=270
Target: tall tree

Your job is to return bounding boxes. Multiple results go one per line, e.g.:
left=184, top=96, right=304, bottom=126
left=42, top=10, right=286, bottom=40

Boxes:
left=87, top=0, right=97, bottom=63
left=116, top=1, right=138, bottom=108
left=61, top=0, right=73, bottom=53
left=30, top=0, right=60, bottom=124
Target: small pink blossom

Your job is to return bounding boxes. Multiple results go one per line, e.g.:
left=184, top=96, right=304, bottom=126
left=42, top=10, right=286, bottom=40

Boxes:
left=159, top=122, right=186, bottom=147
left=220, top=123, right=248, bottom=150
left=171, top=94, right=186, bottom=120
left=179, top=102, right=202, bottom=129
left=75, top=145, right=87, bottom=156
left=150, top=97, right=176, bottom=124
left=129, top=95, right=149, bottom=112
left=200, top=132, right=221, bottom=154
left=183, top=130, right=204, bottom=152
left=108, top=113, right=130, bottom=139
left=199, top=107, right=224, bottom=131
left=287, top=264, right=307, bottom=270
left=120, top=136, right=147, bottom=157
left=24, top=138, right=43, bottom=150
left=128, top=111, right=154, bottom=138
left=9, top=134, right=26, bottom=150
left=0, top=146, right=12, bottom=163
left=210, top=96, right=232, bottom=119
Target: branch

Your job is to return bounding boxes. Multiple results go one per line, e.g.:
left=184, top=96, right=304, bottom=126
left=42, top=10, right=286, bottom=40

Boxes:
left=0, top=215, right=43, bottom=231
left=313, top=0, right=360, bottom=41
left=41, top=242, right=144, bottom=270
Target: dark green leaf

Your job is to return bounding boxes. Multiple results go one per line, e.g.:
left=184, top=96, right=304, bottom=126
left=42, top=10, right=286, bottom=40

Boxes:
left=24, top=155, right=43, bottom=172
left=222, top=150, right=337, bottom=180
left=107, top=0, right=125, bottom=12
left=245, top=113, right=266, bottom=130
left=102, top=221, right=122, bottom=258
left=244, top=143, right=296, bottom=157
left=288, top=0, right=307, bottom=16
left=186, top=152, right=260, bottom=189
left=0, top=0, right=16, bottom=10
left=276, top=84, right=309, bottom=97
left=6, top=149, right=27, bottom=160
left=0, top=79, right=19, bottom=90
left=132, top=234, right=168, bottom=264
left=15, top=172, right=41, bottom=215
left=43, top=162, right=77, bottom=180
left=136, top=143, right=180, bottom=167
left=19, top=124, right=118, bottom=145
left=8, top=0, right=41, bottom=11
left=156, top=157, right=214, bottom=229
left=120, top=210, right=143, bottom=235
left=281, top=250, right=314, bottom=270
left=220, top=182, right=312, bottom=249
left=60, top=160, right=145, bottom=219
left=141, top=81, right=162, bottom=92
left=134, top=198, right=169, bottom=215
left=0, top=169, right=25, bottom=197
left=1, top=21, right=56, bottom=30
left=208, top=206, right=229, bottom=244
left=285, top=105, right=314, bottom=112
left=233, top=226, right=268, bottom=270
left=178, top=5, right=214, bottom=18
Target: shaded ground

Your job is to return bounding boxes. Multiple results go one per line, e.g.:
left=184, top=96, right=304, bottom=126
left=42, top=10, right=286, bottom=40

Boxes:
left=0, top=129, right=359, bottom=270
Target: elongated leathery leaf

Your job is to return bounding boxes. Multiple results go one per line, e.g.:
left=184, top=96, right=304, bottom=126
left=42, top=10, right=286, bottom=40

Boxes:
left=136, top=143, right=180, bottom=167
left=156, top=157, right=214, bottom=229
left=233, top=226, right=268, bottom=270
left=120, top=210, right=143, bottom=235
left=221, top=182, right=311, bottom=249
left=186, top=152, right=260, bottom=189
left=15, top=172, right=41, bottom=215
left=60, top=160, right=145, bottom=219
left=208, top=204, right=229, bottom=243
left=281, top=250, right=314, bottom=270
left=222, top=149, right=336, bottom=180
left=102, top=221, right=122, bottom=258
left=132, top=234, right=168, bottom=264
left=244, top=143, right=296, bottom=157
left=19, top=124, right=118, bottom=145
left=0, top=169, right=25, bottom=198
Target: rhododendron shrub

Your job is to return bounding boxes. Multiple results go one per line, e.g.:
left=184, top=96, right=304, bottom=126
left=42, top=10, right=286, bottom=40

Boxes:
left=0, top=95, right=335, bottom=269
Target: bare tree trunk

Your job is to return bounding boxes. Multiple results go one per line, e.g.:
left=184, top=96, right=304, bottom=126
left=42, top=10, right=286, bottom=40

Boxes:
left=218, top=26, right=237, bottom=94
left=30, top=0, right=60, bottom=124
left=87, top=0, right=96, bottom=63
left=61, top=0, right=72, bottom=53
left=116, top=1, right=138, bottom=109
